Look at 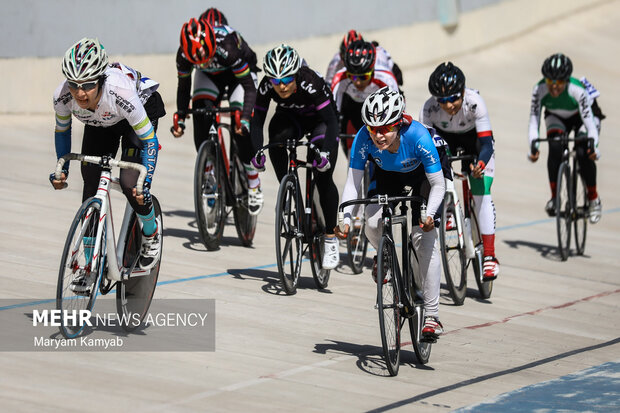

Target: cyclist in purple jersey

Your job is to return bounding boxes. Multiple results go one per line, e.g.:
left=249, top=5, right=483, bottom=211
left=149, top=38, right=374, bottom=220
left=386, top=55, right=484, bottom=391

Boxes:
left=250, top=44, right=340, bottom=269
left=335, top=87, right=447, bottom=340
left=50, top=38, right=165, bottom=273
left=171, top=18, right=264, bottom=215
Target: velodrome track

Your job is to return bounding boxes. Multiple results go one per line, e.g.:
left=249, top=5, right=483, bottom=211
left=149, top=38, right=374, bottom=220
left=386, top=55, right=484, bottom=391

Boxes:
left=1, top=1, right=619, bottom=412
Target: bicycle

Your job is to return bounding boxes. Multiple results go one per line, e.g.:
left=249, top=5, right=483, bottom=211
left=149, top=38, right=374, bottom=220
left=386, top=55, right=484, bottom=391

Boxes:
left=173, top=107, right=256, bottom=251
left=339, top=132, right=370, bottom=274
left=438, top=149, right=492, bottom=305
left=54, top=153, right=162, bottom=339
left=532, top=133, right=590, bottom=261
left=338, top=193, right=432, bottom=376
left=254, top=136, right=331, bottom=295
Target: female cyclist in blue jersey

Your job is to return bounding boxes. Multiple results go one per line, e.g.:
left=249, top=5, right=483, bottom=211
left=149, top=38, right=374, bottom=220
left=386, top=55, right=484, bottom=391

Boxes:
left=334, top=87, right=447, bottom=340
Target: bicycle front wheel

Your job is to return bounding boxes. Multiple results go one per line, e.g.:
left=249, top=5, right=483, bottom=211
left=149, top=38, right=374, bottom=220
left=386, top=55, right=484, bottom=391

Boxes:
left=377, top=236, right=401, bottom=376
left=573, top=169, right=588, bottom=255
left=556, top=162, right=572, bottom=261
left=116, top=195, right=163, bottom=332
left=230, top=147, right=257, bottom=247
left=57, top=197, right=104, bottom=339
left=275, top=175, right=303, bottom=295
left=439, top=192, right=467, bottom=305
left=194, top=140, right=226, bottom=251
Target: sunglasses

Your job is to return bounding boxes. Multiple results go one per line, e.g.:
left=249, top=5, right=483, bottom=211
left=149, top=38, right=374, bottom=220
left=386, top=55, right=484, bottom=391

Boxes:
left=346, top=70, right=373, bottom=82
left=269, top=75, right=295, bottom=86
left=67, top=79, right=99, bottom=91
left=367, top=121, right=400, bottom=135
left=436, top=93, right=462, bottom=104
left=545, top=78, right=567, bottom=86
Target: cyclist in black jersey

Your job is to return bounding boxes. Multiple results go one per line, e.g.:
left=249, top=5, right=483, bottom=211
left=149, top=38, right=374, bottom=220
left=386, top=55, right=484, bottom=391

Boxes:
left=171, top=17, right=264, bottom=215
left=250, top=44, right=340, bottom=269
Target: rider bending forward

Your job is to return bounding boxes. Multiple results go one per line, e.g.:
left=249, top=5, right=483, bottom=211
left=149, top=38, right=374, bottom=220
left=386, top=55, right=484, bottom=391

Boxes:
left=51, top=38, right=165, bottom=289
left=250, top=44, right=340, bottom=270
left=335, top=87, right=447, bottom=340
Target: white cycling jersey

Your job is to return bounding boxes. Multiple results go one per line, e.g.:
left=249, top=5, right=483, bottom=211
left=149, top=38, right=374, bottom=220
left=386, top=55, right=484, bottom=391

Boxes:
left=53, top=64, right=159, bottom=136
left=419, top=88, right=492, bottom=136
left=331, top=62, right=399, bottom=112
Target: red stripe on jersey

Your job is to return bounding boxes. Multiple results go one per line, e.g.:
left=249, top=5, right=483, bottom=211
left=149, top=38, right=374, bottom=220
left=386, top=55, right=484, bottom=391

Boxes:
left=477, top=130, right=493, bottom=138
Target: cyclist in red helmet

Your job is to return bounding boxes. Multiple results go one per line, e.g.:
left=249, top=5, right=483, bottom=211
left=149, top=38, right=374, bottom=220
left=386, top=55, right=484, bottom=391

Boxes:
left=172, top=17, right=264, bottom=215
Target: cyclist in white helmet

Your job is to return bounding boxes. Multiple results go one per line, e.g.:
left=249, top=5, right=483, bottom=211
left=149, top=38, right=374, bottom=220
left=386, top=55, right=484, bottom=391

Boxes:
left=50, top=38, right=165, bottom=287
left=250, top=44, right=341, bottom=270
left=335, top=87, right=448, bottom=340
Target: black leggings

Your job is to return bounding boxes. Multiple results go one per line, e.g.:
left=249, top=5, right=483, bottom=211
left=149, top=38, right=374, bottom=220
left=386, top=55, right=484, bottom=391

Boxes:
left=268, top=111, right=339, bottom=234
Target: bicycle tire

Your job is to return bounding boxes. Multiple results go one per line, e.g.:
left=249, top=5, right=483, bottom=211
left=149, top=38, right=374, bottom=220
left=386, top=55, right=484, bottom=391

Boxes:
left=309, top=199, right=330, bottom=289
left=407, top=242, right=431, bottom=364
left=556, top=162, right=572, bottom=261
left=116, top=195, right=163, bottom=332
left=573, top=169, right=588, bottom=255
left=56, top=197, right=104, bottom=339
left=470, top=204, right=493, bottom=299
left=439, top=192, right=467, bottom=305
left=275, top=175, right=303, bottom=295
left=194, top=140, right=226, bottom=251
left=230, top=145, right=257, bottom=247
left=377, top=236, right=401, bottom=376
left=346, top=166, right=370, bottom=274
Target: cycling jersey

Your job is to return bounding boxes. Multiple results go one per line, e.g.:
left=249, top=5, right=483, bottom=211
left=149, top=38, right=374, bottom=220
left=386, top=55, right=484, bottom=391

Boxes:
left=528, top=77, right=600, bottom=149
left=53, top=64, right=160, bottom=184
left=331, top=67, right=399, bottom=112
left=251, top=66, right=339, bottom=155
left=419, top=88, right=494, bottom=166
left=176, top=25, right=258, bottom=121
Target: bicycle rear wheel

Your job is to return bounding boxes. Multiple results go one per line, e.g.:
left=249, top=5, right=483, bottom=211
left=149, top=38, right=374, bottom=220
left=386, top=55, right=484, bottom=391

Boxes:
left=470, top=207, right=493, bottom=299
left=439, top=192, right=467, bottom=305
left=195, top=140, right=226, bottom=251
left=377, top=236, right=401, bottom=376
left=556, top=162, right=572, bottom=261
left=56, top=197, right=104, bottom=339
left=116, top=196, right=162, bottom=332
left=573, top=169, right=588, bottom=255
left=310, top=200, right=330, bottom=289
left=407, top=243, right=431, bottom=364
left=230, top=146, right=257, bottom=247
left=275, top=175, right=303, bottom=295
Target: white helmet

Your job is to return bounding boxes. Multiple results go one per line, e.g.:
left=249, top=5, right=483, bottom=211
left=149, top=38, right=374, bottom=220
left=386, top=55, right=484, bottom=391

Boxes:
left=263, top=44, right=302, bottom=78
left=62, top=38, right=109, bottom=82
left=362, top=87, right=405, bottom=127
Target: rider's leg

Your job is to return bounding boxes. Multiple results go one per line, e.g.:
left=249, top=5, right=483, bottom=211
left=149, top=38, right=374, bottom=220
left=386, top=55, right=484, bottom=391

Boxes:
left=576, top=119, right=602, bottom=223
left=191, top=72, right=220, bottom=151
left=545, top=115, right=567, bottom=200
left=411, top=226, right=440, bottom=318
left=267, top=112, right=300, bottom=182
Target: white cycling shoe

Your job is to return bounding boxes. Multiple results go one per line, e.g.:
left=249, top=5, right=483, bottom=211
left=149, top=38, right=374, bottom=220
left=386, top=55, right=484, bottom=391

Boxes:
left=322, top=237, right=339, bottom=269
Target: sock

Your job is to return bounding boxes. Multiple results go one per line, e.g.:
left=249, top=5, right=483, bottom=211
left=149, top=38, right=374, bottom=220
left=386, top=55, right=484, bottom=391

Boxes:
left=549, top=182, right=557, bottom=198
left=245, top=163, right=260, bottom=189
left=587, top=186, right=598, bottom=201
left=138, top=208, right=157, bottom=237
left=83, top=236, right=96, bottom=263
left=482, top=234, right=495, bottom=258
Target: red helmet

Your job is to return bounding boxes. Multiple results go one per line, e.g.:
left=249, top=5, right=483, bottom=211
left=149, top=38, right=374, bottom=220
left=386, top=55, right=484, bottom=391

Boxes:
left=340, top=30, right=364, bottom=58
left=200, top=7, right=228, bottom=27
left=180, top=18, right=216, bottom=65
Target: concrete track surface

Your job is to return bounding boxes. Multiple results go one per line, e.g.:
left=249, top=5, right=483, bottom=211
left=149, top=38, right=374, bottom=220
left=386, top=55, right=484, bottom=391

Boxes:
left=1, top=1, right=619, bottom=412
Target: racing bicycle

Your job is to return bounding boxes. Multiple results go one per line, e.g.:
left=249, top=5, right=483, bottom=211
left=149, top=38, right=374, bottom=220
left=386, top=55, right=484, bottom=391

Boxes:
left=54, top=153, right=162, bottom=339
left=173, top=107, right=256, bottom=250
left=338, top=193, right=432, bottom=376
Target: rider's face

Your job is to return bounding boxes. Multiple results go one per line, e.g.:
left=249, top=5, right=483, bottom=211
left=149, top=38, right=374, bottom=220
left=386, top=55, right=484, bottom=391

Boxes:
left=68, top=80, right=101, bottom=110
left=272, top=78, right=297, bottom=99
left=369, top=129, right=400, bottom=152
left=546, top=79, right=567, bottom=98
left=438, top=96, right=463, bottom=116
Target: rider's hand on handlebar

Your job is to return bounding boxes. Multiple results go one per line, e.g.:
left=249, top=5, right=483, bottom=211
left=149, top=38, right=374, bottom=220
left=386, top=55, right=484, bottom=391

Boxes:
left=470, top=160, right=485, bottom=179
left=316, top=151, right=331, bottom=172
left=586, top=140, right=600, bottom=161
left=49, top=171, right=68, bottom=190
left=171, top=112, right=187, bottom=138
left=235, top=118, right=250, bottom=136
left=132, top=183, right=152, bottom=206
left=251, top=154, right=266, bottom=172
left=334, top=223, right=349, bottom=240
left=528, top=150, right=540, bottom=163
left=419, top=215, right=434, bottom=232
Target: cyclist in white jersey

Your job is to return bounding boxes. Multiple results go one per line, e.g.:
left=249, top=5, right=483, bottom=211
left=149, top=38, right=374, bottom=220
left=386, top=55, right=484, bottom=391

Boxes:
left=331, top=40, right=400, bottom=157
left=420, top=62, right=499, bottom=281
left=334, top=87, right=447, bottom=340
left=50, top=38, right=165, bottom=284
left=528, top=53, right=604, bottom=224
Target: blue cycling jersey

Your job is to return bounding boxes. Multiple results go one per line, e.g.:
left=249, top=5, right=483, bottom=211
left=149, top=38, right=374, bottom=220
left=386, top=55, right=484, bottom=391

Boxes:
left=349, top=119, right=442, bottom=175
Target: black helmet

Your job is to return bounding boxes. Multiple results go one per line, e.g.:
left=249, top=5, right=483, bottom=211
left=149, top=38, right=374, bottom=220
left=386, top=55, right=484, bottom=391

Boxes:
left=428, top=62, right=465, bottom=97
left=541, top=53, right=572, bottom=81
left=344, top=40, right=376, bottom=74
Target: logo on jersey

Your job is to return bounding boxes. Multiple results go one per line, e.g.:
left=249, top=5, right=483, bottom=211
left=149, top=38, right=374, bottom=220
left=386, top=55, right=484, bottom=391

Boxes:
left=300, top=80, right=316, bottom=94
left=101, top=111, right=114, bottom=121
left=109, top=90, right=135, bottom=114
left=54, top=91, right=72, bottom=106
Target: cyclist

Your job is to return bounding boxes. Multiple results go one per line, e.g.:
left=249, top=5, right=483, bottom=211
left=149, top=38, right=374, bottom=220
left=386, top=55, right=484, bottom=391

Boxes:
left=325, top=29, right=403, bottom=87
left=250, top=44, right=340, bottom=269
left=50, top=38, right=165, bottom=286
left=171, top=18, right=264, bottom=215
left=335, top=87, right=447, bottom=340
left=528, top=53, right=604, bottom=224
left=420, top=62, right=500, bottom=281
left=331, top=40, right=399, bottom=157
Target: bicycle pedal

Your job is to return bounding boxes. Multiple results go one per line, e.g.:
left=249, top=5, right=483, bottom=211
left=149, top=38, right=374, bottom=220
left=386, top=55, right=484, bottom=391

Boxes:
left=420, top=336, right=437, bottom=344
